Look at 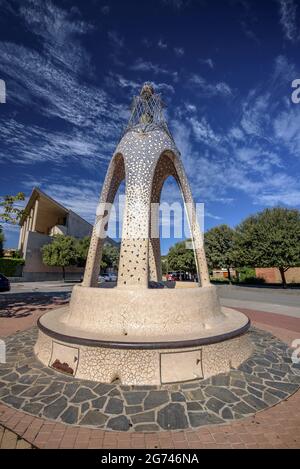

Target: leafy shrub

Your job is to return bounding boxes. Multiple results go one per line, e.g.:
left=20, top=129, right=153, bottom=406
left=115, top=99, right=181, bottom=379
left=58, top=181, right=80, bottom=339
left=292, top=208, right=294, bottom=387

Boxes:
left=242, top=276, right=265, bottom=285
left=0, top=257, right=24, bottom=276
left=210, top=277, right=230, bottom=284
left=236, top=267, right=256, bottom=282
left=11, top=249, right=23, bottom=259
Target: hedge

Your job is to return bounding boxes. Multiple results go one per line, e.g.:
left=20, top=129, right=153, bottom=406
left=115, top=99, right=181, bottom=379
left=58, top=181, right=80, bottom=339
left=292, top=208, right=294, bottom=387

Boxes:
left=0, top=258, right=25, bottom=277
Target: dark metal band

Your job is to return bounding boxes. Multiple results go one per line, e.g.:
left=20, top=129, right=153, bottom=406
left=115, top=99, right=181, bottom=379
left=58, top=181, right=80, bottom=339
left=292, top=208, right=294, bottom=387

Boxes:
left=37, top=316, right=251, bottom=350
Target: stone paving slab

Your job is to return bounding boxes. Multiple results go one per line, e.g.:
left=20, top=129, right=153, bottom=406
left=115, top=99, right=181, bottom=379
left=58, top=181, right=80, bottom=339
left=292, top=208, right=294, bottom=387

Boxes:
left=1, top=388, right=300, bottom=449
left=0, top=326, right=299, bottom=432
left=0, top=304, right=300, bottom=448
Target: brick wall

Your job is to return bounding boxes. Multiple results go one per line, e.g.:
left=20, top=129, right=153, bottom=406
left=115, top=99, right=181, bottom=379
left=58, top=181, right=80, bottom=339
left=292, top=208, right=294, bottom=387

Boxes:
left=255, top=267, right=300, bottom=284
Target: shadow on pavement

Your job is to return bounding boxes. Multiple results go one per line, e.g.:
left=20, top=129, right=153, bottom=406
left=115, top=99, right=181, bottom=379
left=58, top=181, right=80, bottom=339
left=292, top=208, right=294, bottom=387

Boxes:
left=0, top=292, right=70, bottom=319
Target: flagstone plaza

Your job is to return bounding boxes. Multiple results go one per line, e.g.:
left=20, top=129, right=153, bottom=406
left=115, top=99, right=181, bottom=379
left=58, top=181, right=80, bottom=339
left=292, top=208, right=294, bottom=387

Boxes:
left=1, top=325, right=300, bottom=432
left=0, top=296, right=300, bottom=449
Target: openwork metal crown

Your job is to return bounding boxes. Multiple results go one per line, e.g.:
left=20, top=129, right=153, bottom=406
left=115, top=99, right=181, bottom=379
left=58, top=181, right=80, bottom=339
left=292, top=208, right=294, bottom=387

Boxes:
left=124, top=82, right=174, bottom=141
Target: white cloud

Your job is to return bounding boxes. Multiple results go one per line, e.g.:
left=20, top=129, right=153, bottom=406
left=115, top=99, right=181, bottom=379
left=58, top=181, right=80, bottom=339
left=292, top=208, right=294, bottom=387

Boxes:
left=158, top=39, right=168, bottom=49
left=189, top=74, right=233, bottom=98
left=258, top=190, right=300, bottom=206
left=273, top=105, right=300, bottom=156
left=240, top=92, right=271, bottom=136
left=170, top=119, right=196, bottom=177
left=174, top=47, right=184, bottom=57
left=154, top=82, right=175, bottom=94
left=199, top=58, right=214, bottom=69
left=0, top=222, right=20, bottom=233
left=184, top=103, right=197, bottom=113
left=240, top=20, right=259, bottom=44
left=106, top=73, right=175, bottom=96
left=130, top=58, right=177, bottom=81
left=235, top=147, right=282, bottom=173
left=277, top=0, right=300, bottom=42
left=1, top=1, right=300, bottom=225
left=205, top=212, right=222, bottom=220
left=0, top=1, right=129, bottom=168
left=0, top=119, right=114, bottom=167
left=19, top=0, right=93, bottom=74
left=40, top=181, right=100, bottom=223
left=101, top=5, right=110, bottom=15
left=189, top=116, right=221, bottom=147
left=273, top=55, right=297, bottom=85
left=108, top=30, right=124, bottom=49
left=106, top=73, right=140, bottom=92
left=142, top=38, right=152, bottom=48
left=170, top=54, right=300, bottom=210
left=229, top=127, right=244, bottom=141
left=215, top=82, right=232, bottom=97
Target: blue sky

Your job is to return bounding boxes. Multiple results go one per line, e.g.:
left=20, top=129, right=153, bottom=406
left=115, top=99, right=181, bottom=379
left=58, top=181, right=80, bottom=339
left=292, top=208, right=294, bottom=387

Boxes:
left=1, top=0, right=300, bottom=254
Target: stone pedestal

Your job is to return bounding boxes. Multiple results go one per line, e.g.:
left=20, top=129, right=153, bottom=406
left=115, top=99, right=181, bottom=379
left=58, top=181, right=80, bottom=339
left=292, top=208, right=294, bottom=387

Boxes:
left=35, top=285, right=252, bottom=385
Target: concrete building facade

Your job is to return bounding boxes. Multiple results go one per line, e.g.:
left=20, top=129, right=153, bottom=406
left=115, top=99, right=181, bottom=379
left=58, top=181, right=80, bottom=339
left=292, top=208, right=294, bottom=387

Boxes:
left=18, top=188, right=93, bottom=281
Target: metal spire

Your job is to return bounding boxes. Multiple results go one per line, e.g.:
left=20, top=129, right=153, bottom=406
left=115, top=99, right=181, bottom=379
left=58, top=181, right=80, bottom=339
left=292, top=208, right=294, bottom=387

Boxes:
left=123, top=82, right=174, bottom=141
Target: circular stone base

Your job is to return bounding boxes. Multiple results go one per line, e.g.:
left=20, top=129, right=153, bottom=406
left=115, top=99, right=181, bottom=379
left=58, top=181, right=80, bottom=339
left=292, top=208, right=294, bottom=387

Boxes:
left=1, top=327, right=300, bottom=432
left=35, top=306, right=251, bottom=385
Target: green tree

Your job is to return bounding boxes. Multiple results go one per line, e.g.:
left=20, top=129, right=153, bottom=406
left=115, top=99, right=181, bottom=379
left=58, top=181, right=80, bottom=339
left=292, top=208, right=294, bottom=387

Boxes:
left=234, top=207, right=300, bottom=287
left=204, top=224, right=235, bottom=282
left=0, top=192, right=25, bottom=224
left=102, top=243, right=119, bottom=271
left=42, top=235, right=78, bottom=281
left=0, top=192, right=25, bottom=257
left=167, top=240, right=196, bottom=274
left=161, top=255, right=168, bottom=275
left=76, top=236, right=91, bottom=267
left=0, top=225, right=4, bottom=257
left=76, top=237, right=120, bottom=271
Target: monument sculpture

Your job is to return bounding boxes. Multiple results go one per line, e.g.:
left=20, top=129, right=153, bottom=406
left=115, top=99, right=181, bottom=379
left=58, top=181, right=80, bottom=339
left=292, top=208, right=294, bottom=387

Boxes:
left=35, top=83, right=252, bottom=385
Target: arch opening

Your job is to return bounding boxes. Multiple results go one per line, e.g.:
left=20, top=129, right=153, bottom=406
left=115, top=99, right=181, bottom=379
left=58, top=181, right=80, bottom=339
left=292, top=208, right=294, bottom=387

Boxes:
left=149, top=152, right=198, bottom=285
left=82, top=153, right=125, bottom=287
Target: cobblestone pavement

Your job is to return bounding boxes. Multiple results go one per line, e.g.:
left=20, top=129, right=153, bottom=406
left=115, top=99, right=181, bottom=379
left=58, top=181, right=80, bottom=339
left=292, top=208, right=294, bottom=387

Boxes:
left=0, top=386, right=300, bottom=449
left=0, top=302, right=300, bottom=448
left=0, top=327, right=300, bottom=432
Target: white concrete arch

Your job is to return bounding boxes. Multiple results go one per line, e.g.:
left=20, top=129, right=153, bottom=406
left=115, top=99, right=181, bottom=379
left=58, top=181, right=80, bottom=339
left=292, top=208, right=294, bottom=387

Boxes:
left=82, top=153, right=125, bottom=287
left=149, top=151, right=210, bottom=287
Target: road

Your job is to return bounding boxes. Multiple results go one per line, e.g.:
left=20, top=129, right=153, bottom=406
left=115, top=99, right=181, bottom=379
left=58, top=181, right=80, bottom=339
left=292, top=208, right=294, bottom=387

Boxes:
left=218, top=285, right=300, bottom=318
left=2, top=281, right=76, bottom=294
left=1, top=281, right=299, bottom=318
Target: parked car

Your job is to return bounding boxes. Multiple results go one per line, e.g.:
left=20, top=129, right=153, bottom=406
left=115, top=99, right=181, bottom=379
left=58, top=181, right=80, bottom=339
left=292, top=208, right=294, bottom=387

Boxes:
left=166, top=271, right=191, bottom=281
left=98, top=275, right=106, bottom=283
left=107, top=272, right=117, bottom=282
left=166, top=272, right=176, bottom=281
left=99, top=272, right=117, bottom=282
left=0, top=273, right=10, bottom=292
left=166, top=271, right=184, bottom=281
